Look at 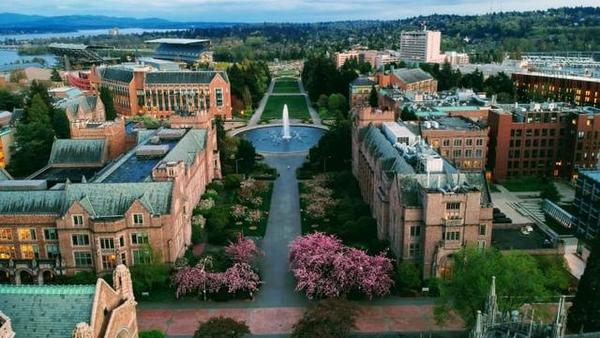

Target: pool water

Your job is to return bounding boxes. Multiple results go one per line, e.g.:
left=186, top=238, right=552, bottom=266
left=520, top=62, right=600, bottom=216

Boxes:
left=238, top=125, right=326, bottom=153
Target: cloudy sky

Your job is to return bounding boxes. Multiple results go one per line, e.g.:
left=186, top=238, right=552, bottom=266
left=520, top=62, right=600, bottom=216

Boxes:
left=2, top=0, right=599, bottom=22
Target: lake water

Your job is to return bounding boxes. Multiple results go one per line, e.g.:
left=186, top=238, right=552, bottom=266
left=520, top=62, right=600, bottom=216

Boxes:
left=0, top=49, right=57, bottom=66
left=0, top=28, right=181, bottom=42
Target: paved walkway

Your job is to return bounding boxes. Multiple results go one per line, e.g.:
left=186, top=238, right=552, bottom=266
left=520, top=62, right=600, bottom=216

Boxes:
left=298, top=78, right=321, bottom=125
left=248, top=79, right=275, bottom=126
left=139, top=304, right=463, bottom=337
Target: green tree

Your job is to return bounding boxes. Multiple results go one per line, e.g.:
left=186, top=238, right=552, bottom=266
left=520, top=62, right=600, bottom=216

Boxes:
left=51, top=68, right=62, bottom=82
left=292, top=299, right=358, bottom=338
left=369, top=85, right=378, bottom=108
left=540, top=181, right=561, bottom=202
left=194, top=317, right=250, bottom=338
left=139, top=330, right=165, bottom=338
left=395, top=262, right=422, bottom=293
left=317, top=94, right=329, bottom=108
left=236, top=139, right=257, bottom=174
left=400, top=106, right=417, bottom=121
left=52, top=109, right=71, bottom=139
left=128, top=246, right=171, bottom=297
left=241, top=85, right=252, bottom=109
left=27, top=94, right=51, bottom=124
left=438, top=247, right=558, bottom=327
left=100, top=87, right=117, bottom=120
left=568, top=239, right=600, bottom=333
left=8, top=120, right=55, bottom=177
left=0, top=90, right=23, bottom=111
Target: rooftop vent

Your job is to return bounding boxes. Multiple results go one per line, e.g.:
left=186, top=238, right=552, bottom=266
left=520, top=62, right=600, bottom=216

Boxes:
left=136, top=145, right=170, bottom=158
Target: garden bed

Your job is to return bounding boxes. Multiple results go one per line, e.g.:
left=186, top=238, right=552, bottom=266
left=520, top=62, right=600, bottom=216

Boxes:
left=500, top=176, right=548, bottom=192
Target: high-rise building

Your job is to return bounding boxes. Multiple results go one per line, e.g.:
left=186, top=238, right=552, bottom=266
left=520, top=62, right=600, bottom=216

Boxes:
left=513, top=72, right=600, bottom=107
left=574, top=170, right=600, bottom=239
left=399, top=29, right=442, bottom=64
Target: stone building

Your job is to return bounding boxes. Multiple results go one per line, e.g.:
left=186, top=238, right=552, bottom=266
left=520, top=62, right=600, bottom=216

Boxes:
left=89, top=64, right=232, bottom=119
left=351, top=107, right=493, bottom=278
left=0, top=264, right=138, bottom=338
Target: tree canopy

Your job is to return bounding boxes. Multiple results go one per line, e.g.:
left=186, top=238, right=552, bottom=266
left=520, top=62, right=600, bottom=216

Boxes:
left=568, top=239, right=600, bottom=333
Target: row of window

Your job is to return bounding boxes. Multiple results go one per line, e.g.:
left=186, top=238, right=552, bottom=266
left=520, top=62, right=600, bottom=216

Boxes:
left=72, top=233, right=149, bottom=247
left=508, top=149, right=554, bottom=159
left=0, top=228, right=57, bottom=241
left=509, top=138, right=557, bottom=148
left=0, top=244, right=59, bottom=260
left=441, top=149, right=483, bottom=159
left=438, top=138, right=484, bottom=147
left=74, top=249, right=151, bottom=268
left=511, top=128, right=564, bottom=137
left=71, top=213, right=144, bottom=227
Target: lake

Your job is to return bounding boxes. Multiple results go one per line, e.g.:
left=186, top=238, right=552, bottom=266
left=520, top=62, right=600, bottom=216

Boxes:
left=0, top=28, right=182, bottom=42
left=0, top=49, right=57, bottom=66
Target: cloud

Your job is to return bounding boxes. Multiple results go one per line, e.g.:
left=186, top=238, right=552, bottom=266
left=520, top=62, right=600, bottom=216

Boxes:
left=1, top=0, right=599, bottom=22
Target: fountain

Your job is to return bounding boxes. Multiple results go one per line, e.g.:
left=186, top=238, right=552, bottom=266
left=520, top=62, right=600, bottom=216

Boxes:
left=282, top=104, right=291, bottom=140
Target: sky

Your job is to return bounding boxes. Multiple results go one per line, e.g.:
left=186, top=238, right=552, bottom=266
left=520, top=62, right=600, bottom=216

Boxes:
left=2, top=0, right=599, bottom=22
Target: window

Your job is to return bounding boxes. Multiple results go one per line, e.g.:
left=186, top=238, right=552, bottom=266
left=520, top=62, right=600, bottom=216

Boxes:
left=131, top=233, right=149, bottom=245
left=453, top=139, right=462, bottom=147
left=410, top=225, right=421, bottom=237
left=408, top=243, right=420, bottom=258
left=446, top=202, right=460, bottom=210
left=72, top=234, right=90, bottom=246
left=445, top=202, right=461, bottom=219
left=442, top=139, right=450, bottom=147
left=132, top=249, right=152, bottom=265
left=445, top=231, right=461, bottom=241
left=100, top=238, right=115, bottom=250
left=476, top=138, right=483, bottom=146
left=215, top=88, right=223, bottom=107
left=133, top=214, right=144, bottom=225
left=475, top=149, right=483, bottom=158
left=479, top=224, right=487, bottom=236
left=46, top=244, right=59, bottom=259
left=120, top=252, right=127, bottom=265
left=43, top=228, right=57, bottom=240
left=0, top=245, right=16, bottom=259
left=101, top=254, right=116, bottom=270
left=465, top=139, right=473, bottom=146
left=119, top=236, right=125, bottom=247
left=0, top=229, right=12, bottom=241
left=18, top=228, right=36, bottom=241
left=74, top=252, right=93, bottom=267
left=465, top=149, right=473, bottom=157
left=72, top=215, right=84, bottom=227
left=20, top=244, right=40, bottom=259
left=453, top=149, right=462, bottom=158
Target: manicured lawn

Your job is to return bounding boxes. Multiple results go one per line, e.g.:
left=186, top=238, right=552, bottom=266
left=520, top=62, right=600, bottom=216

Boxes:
left=272, top=78, right=301, bottom=93
left=500, top=176, right=548, bottom=192
left=261, top=95, right=310, bottom=121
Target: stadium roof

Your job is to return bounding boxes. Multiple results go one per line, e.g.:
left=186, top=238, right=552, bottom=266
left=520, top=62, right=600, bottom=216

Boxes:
left=146, top=38, right=210, bottom=45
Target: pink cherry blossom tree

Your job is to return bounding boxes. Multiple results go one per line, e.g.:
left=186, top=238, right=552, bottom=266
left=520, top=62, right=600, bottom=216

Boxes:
left=225, top=234, right=263, bottom=265
left=289, top=232, right=394, bottom=299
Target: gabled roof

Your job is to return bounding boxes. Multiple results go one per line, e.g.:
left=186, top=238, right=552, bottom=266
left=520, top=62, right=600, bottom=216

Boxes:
left=100, top=67, right=134, bottom=83
left=162, top=129, right=207, bottom=165
left=64, top=96, right=99, bottom=118
left=0, top=190, right=64, bottom=214
left=145, top=71, right=228, bottom=84
left=0, top=284, right=95, bottom=338
left=48, top=139, right=106, bottom=166
left=392, top=68, right=433, bottom=84
left=360, top=124, right=415, bottom=174
left=64, top=182, right=173, bottom=218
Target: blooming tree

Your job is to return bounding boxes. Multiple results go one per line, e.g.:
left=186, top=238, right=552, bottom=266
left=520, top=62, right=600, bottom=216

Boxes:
left=223, top=263, right=261, bottom=295
left=225, top=234, right=262, bottom=264
left=289, top=232, right=393, bottom=299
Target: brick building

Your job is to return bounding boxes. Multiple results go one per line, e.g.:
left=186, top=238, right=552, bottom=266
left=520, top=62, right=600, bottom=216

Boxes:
left=377, top=68, right=437, bottom=93
left=89, top=65, right=232, bottom=119
left=0, top=110, right=220, bottom=282
left=0, top=264, right=137, bottom=338
left=513, top=72, right=600, bottom=107
left=409, top=116, right=489, bottom=171
left=488, top=103, right=600, bottom=181
left=349, top=77, right=376, bottom=108
left=351, top=107, right=492, bottom=278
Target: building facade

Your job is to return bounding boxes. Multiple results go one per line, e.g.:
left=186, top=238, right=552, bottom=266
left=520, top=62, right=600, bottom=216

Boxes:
left=574, top=170, right=600, bottom=239
left=400, top=30, right=442, bottom=64
left=0, top=264, right=137, bottom=338
left=349, top=77, right=376, bottom=108
left=488, top=103, right=600, bottom=181
left=378, top=68, right=438, bottom=93
left=513, top=72, right=600, bottom=107
left=89, top=65, right=232, bottom=119
left=415, top=116, right=489, bottom=171
left=351, top=107, right=492, bottom=278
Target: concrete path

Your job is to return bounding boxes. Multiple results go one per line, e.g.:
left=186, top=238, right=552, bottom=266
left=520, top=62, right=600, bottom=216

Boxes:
left=253, top=154, right=310, bottom=307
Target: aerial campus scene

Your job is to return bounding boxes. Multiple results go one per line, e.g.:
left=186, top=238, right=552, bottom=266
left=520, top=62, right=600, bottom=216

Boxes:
left=1, top=1, right=600, bottom=338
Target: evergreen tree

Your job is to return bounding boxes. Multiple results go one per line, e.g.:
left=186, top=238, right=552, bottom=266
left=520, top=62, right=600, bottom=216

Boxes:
left=369, top=85, right=378, bottom=108
left=0, top=90, right=23, bottom=111
left=568, top=239, right=600, bottom=333
left=27, top=94, right=50, bottom=124
left=236, top=139, right=257, bottom=174
left=52, top=109, right=71, bottom=139
left=100, top=87, right=117, bottom=120
left=25, top=81, right=54, bottom=122
left=540, top=181, right=561, bottom=202
left=51, top=68, right=62, bottom=82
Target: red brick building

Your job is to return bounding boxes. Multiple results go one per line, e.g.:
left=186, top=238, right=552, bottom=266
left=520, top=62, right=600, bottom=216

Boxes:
left=513, top=72, right=600, bottom=107
left=89, top=65, right=232, bottom=119
left=488, top=103, right=600, bottom=181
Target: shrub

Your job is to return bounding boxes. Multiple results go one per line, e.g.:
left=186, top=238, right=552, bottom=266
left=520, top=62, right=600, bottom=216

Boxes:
left=194, top=317, right=250, bottom=338
left=130, top=263, right=171, bottom=297
left=53, top=271, right=97, bottom=285
left=224, top=174, right=243, bottom=190
left=394, top=262, right=422, bottom=293
left=139, top=330, right=165, bottom=338
left=292, top=299, right=358, bottom=338
left=191, top=222, right=203, bottom=245
left=206, top=180, right=224, bottom=192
